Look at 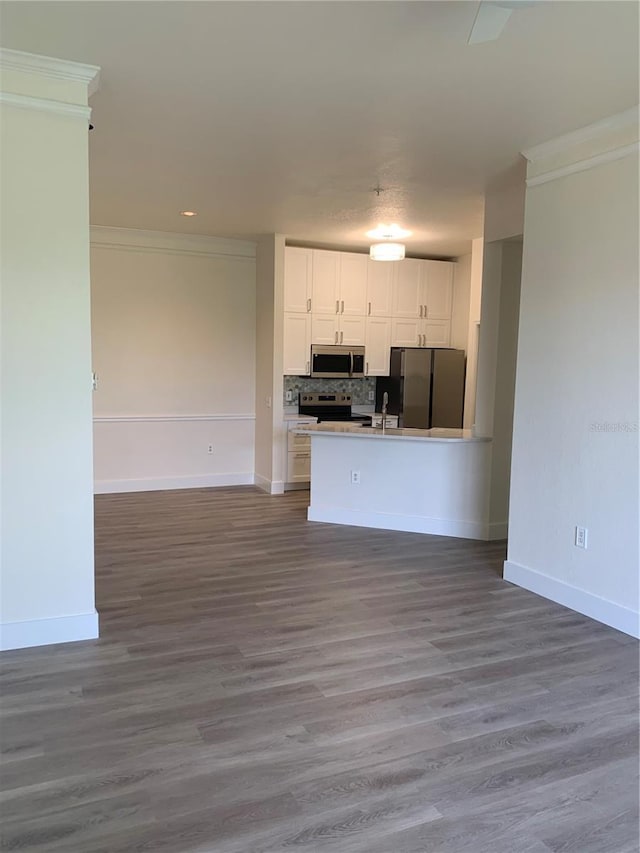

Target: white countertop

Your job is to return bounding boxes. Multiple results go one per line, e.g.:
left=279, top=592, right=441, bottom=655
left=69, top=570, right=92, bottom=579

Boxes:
left=294, top=423, right=490, bottom=443
left=283, top=414, right=318, bottom=422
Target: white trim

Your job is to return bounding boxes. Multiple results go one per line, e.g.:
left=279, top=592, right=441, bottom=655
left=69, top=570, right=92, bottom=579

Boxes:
left=254, top=474, right=285, bottom=495
left=94, top=472, right=254, bottom=494
left=526, top=143, right=640, bottom=188
left=0, top=48, right=100, bottom=96
left=0, top=91, right=91, bottom=120
left=522, top=106, right=639, bottom=162
left=503, top=560, right=639, bottom=639
left=489, top=520, right=508, bottom=539
left=307, top=505, right=500, bottom=541
left=0, top=610, right=99, bottom=652
left=90, top=226, right=256, bottom=260
left=93, top=414, right=255, bottom=423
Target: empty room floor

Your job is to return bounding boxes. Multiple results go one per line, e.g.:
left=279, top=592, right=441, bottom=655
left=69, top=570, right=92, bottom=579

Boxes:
left=1, top=486, right=638, bottom=852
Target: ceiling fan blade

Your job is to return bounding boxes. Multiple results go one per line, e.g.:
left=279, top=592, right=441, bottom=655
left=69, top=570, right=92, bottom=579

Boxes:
left=467, top=2, right=513, bottom=44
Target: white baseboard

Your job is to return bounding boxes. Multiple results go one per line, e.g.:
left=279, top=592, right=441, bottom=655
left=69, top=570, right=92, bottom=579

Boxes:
left=503, top=560, right=640, bottom=639
left=254, top=475, right=285, bottom=495
left=0, top=610, right=99, bottom=651
left=489, top=521, right=508, bottom=540
left=307, top=505, right=495, bottom=541
left=94, top=472, right=254, bottom=494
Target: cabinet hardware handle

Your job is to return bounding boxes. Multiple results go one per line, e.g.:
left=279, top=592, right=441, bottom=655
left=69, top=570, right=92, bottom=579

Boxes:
left=366, top=361, right=369, bottom=375
left=424, top=304, right=428, bottom=317
left=306, top=360, right=310, bottom=374
left=340, top=331, right=344, bottom=343
left=307, top=298, right=311, bottom=312
left=335, top=331, right=338, bottom=344
left=336, top=299, right=339, bottom=314
left=419, top=305, right=423, bottom=318
left=368, top=301, right=371, bottom=315
left=341, top=300, right=344, bottom=314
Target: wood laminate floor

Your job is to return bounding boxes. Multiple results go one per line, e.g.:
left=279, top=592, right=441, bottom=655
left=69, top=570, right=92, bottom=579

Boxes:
left=1, top=487, right=638, bottom=852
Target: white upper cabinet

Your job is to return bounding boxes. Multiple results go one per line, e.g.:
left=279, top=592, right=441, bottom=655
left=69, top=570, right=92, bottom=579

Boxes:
left=311, top=315, right=339, bottom=346
left=391, top=258, right=423, bottom=317
left=391, top=317, right=421, bottom=348
left=366, top=260, right=393, bottom=317
left=339, top=253, right=368, bottom=316
left=424, top=261, right=453, bottom=320
left=340, top=315, right=366, bottom=346
left=283, top=312, right=311, bottom=375
left=422, top=319, right=451, bottom=348
left=284, top=247, right=312, bottom=314
left=311, top=250, right=340, bottom=315
left=365, top=317, right=392, bottom=376
left=311, top=314, right=366, bottom=346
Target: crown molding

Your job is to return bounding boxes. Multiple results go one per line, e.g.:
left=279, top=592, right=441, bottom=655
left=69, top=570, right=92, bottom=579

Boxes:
left=526, top=142, right=640, bottom=188
left=0, top=48, right=100, bottom=97
left=90, top=226, right=256, bottom=260
left=0, top=91, right=91, bottom=120
left=522, top=105, right=639, bottom=162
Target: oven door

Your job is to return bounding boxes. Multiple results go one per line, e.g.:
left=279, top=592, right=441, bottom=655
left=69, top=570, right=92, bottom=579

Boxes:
left=311, top=346, right=365, bottom=378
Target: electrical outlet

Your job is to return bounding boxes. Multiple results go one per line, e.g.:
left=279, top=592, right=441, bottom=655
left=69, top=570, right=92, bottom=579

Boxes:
left=285, top=390, right=293, bottom=402
left=350, top=470, right=361, bottom=485
left=207, top=444, right=214, bottom=454
left=575, top=526, right=588, bottom=549
left=368, top=390, right=375, bottom=402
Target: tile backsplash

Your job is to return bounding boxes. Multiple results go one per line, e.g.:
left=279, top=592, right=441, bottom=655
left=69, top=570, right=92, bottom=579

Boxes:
left=284, top=376, right=376, bottom=407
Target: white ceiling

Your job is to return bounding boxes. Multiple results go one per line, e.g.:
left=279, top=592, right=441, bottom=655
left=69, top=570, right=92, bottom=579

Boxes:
left=1, top=1, right=638, bottom=257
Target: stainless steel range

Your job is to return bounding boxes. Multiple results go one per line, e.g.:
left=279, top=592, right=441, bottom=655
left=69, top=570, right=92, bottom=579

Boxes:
left=298, top=393, right=372, bottom=426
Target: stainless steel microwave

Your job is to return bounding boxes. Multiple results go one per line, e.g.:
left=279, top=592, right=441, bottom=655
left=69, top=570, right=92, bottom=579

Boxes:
left=310, top=345, right=365, bottom=379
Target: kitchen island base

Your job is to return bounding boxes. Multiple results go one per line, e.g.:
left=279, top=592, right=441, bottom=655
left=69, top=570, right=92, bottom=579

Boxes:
left=300, top=427, right=505, bottom=541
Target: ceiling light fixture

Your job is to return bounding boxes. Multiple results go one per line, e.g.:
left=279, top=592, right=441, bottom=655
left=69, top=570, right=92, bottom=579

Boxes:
left=180, top=210, right=197, bottom=217
left=370, top=242, right=406, bottom=262
left=366, top=223, right=412, bottom=240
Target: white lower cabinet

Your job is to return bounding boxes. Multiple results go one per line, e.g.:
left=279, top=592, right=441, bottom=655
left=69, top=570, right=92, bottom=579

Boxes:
left=287, top=449, right=311, bottom=483
left=283, top=312, right=311, bottom=375
left=365, top=317, right=392, bottom=376
left=285, top=420, right=314, bottom=488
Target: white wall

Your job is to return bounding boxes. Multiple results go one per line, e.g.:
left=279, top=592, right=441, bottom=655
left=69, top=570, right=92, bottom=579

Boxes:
left=0, top=51, right=99, bottom=650
left=450, top=252, right=471, bottom=351
left=462, top=237, right=484, bottom=429
left=505, top=112, right=639, bottom=637
left=90, top=227, right=256, bottom=492
left=254, top=234, right=286, bottom=494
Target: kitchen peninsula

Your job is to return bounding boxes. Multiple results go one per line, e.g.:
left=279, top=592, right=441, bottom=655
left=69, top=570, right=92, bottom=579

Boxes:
left=295, top=423, right=503, bottom=541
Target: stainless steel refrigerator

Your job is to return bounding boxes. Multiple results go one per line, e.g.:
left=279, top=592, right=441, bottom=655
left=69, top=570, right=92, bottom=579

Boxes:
left=375, top=347, right=466, bottom=429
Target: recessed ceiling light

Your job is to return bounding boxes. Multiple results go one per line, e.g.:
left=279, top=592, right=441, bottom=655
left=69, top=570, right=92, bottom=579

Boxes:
left=180, top=210, right=197, bottom=217
left=366, top=223, right=412, bottom=240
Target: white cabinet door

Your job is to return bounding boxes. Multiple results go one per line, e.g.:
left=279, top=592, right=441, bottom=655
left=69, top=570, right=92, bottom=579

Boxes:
left=392, top=258, right=423, bottom=317
left=288, top=450, right=311, bottom=483
left=365, top=317, right=392, bottom=376
left=422, top=318, right=451, bottom=347
left=311, top=250, right=340, bottom=315
left=339, top=253, right=368, bottom=316
left=283, top=312, right=311, bottom=375
left=339, top=315, right=366, bottom=346
left=391, top=317, right=420, bottom=347
left=366, top=260, right=393, bottom=317
left=284, top=247, right=312, bottom=313
left=424, top=261, right=453, bottom=320
left=311, top=314, right=339, bottom=345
